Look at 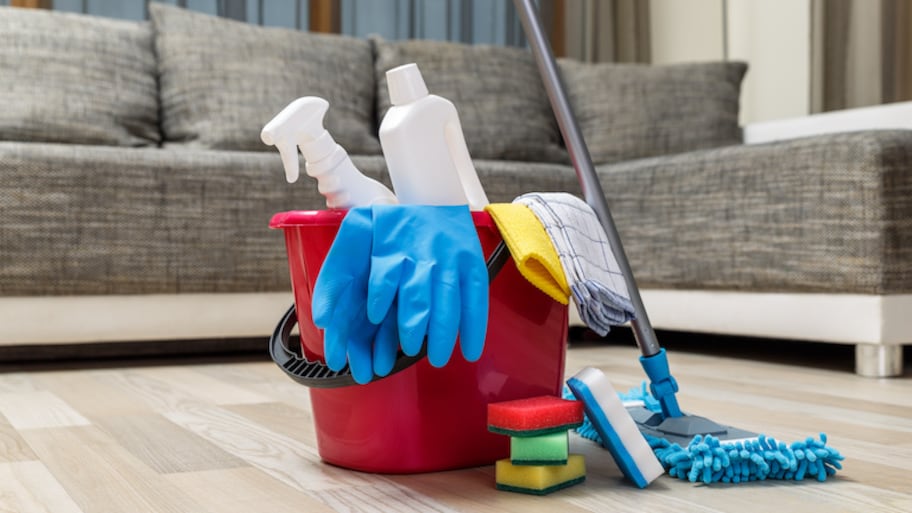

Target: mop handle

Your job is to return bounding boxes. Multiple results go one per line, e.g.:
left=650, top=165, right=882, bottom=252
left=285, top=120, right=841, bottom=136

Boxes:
left=513, top=0, right=661, bottom=358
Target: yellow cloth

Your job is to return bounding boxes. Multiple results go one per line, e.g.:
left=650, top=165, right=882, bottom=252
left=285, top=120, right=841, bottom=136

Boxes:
left=484, top=203, right=570, bottom=305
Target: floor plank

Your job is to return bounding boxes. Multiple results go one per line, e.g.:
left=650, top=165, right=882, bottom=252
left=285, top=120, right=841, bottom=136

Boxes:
left=0, top=372, right=42, bottom=394
left=0, top=339, right=907, bottom=513
left=93, top=414, right=248, bottom=474
left=0, top=461, right=84, bottom=513
left=162, top=404, right=376, bottom=492
left=0, top=391, right=90, bottom=430
left=21, top=426, right=209, bottom=513
left=33, top=370, right=148, bottom=418
left=165, top=467, right=336, bottom=513
left=0, top=415, right=37, bottom=462
left=224, top=401, right=317, bottom=448
left=129, top=366, right=270, bottom=406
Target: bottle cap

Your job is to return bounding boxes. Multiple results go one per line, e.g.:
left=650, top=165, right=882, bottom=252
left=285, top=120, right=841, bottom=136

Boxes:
left=386, top=63, right=429, bottom=106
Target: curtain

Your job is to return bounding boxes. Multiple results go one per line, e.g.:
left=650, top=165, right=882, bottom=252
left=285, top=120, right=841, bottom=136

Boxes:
left=811, top=0, right=912, bottom=112
left=558, top=0, right=651, bottom=63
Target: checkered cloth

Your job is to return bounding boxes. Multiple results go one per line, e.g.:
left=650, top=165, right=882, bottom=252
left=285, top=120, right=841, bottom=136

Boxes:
left=516, top=192, right=635, bottom=335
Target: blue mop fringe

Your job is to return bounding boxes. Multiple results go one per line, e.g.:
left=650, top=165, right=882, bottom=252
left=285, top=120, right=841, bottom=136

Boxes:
left=564, top=384, right=845, bottom=484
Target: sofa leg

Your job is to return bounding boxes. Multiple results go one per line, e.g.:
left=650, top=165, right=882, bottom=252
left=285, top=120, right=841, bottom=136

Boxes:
left=855, top=344, right=904, bottom=377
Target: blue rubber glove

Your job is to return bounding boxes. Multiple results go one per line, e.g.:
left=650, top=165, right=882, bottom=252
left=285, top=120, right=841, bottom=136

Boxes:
left=366, top=204, right=489, bottom=367
left=311, top=207, right=400, bottom=384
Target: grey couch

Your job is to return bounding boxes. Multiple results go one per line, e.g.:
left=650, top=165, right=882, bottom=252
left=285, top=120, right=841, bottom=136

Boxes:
left=1, top=4, right=909, bottom=375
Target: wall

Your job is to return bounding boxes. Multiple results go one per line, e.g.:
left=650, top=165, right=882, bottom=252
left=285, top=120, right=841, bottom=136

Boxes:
left=649, top=0, right=812, bottom=124
left=649, top=0, right=724, bottom=64
left=726, top=0, right=811, bottom=124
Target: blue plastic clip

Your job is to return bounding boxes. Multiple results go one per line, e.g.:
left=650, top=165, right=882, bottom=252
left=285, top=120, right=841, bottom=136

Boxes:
left=639, top=348, right=683, bottom=418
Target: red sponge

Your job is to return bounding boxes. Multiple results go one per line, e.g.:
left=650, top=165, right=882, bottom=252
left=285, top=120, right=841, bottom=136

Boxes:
left=488, top=396, right=584, bottom=437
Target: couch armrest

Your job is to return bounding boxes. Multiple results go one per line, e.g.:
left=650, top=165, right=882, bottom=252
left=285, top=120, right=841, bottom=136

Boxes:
left=743, top=102, right=912, bottom=144
left=600, top=130, right=912, bottom=294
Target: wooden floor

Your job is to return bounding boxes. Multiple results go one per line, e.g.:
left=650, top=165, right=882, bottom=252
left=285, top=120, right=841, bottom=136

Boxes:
left=0, top=336, right=909, bottom=513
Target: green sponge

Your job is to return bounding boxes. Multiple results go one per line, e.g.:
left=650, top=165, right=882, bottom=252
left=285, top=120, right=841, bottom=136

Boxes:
left=511, top=431, right=568, bottom=465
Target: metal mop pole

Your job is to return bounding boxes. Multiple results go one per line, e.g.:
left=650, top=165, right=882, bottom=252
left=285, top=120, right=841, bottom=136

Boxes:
left=513, top=0, right=660, bottom=357
left=514, top=0, right=682, bottom=418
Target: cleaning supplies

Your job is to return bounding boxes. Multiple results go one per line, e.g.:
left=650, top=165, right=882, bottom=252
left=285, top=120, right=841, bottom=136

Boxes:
left=309, top=207, right=401, bottom=384
left=271, top=207, right=569, bottom=473
left=484, top=202, right=570, bottom=305
left=572, top=383, right=846, bottom=484
left=310, top=64, right=493, bottom=377
left=313, top=204, right=490, bottom=375
left=495, top=455, right=586, bottom=495
left=511, top=431, right=569, bottom=465
left=516, top=192, right=635, bottom=335
left=566, top=367, right=665, bottom=488
left=379, top=63, right=489, bottom=210
left=514, top=4, right=817, bottom=481
left=488, top=395, right=586, bottom=495
left=364, top=204, right=489, bottom=367
left=487, top=396, right=583, bottom=437
left=261, top=96, right=397, bottom=208
left=566, top=361, right=846, bottom=485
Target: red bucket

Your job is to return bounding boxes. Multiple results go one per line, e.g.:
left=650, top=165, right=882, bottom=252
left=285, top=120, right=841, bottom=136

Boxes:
left=269, top=209, right=568, bottom=473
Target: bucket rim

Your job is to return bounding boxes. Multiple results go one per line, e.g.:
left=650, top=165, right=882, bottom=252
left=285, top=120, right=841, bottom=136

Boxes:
left=269, top=209, right=348, bottom=229
left=270, top=209, right=496, bottom=230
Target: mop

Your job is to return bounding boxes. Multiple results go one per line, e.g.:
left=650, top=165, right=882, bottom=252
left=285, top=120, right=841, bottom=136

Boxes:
left=568, top=380, right=844, bottom=484
left=513, top=0, right=844, bottom=484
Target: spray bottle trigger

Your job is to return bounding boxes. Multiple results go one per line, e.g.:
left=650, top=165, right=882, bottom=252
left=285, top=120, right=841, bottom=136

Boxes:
left=275, top=140, right=300, bottom=183
left=261, top=116, right=301, bottom=183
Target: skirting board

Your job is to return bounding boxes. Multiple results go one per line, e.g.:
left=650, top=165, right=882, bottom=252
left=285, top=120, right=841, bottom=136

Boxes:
left=0, top=293, right=294, bottom=346
left=569, top=290, right=912, bottom=346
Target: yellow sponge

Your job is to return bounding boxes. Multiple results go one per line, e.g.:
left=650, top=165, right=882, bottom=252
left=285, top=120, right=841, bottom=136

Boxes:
left=495, top=454, right=586, bottom=495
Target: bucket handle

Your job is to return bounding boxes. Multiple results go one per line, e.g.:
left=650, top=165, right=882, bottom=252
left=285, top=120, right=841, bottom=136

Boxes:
left=269, top=240, right=511, bottom=388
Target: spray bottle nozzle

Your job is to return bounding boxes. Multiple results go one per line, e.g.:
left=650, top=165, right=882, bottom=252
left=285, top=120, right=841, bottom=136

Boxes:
left=262, top=96, right=398, bottom=208
left=261, top=97, right=331, bottom=183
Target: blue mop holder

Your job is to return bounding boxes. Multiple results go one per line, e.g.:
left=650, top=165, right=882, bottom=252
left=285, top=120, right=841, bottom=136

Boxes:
left=639, top=349, right=683, bottom=418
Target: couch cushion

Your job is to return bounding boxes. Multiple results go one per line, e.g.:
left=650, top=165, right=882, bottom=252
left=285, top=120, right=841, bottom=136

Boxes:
left=149, top=3, right=379, bottom=154
left=373, top=38, right=567, bottom=163
left=560, top=60, right=747, bottom=164
left=598, top=130, right=912, bottom=294
left=0, top=7, right=159, bottom=146
left=0, top=141, right=335, bottom=296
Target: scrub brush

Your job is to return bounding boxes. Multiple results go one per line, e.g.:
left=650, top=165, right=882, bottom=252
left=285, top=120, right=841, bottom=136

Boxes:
left=566, top=367, right=665, bottom=488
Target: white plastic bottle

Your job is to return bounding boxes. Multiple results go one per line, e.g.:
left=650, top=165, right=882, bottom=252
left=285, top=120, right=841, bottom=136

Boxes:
left=379, top=63, right=489, bottom=210
left=261, top=97, right=398, bottom=209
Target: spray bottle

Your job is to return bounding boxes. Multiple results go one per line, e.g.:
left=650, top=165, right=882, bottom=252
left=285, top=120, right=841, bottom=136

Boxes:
left=379, top=63, right=489, bottom=210
left=261, top=97, right=398, bottom=209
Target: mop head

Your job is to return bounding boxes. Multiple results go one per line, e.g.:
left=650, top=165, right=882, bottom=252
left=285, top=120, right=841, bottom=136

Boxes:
left=565, top=383, right=845, bottom=484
